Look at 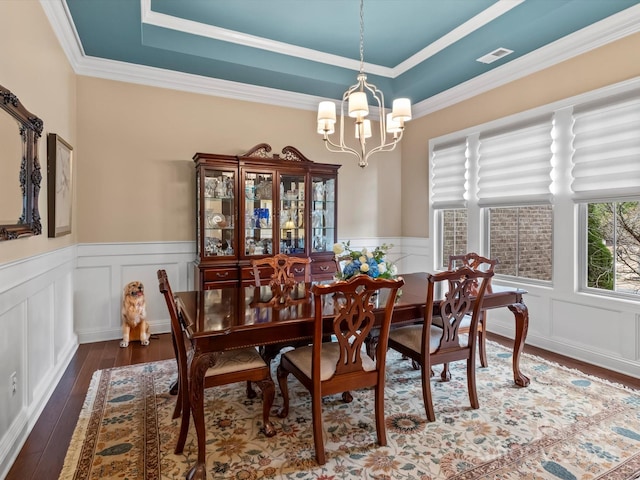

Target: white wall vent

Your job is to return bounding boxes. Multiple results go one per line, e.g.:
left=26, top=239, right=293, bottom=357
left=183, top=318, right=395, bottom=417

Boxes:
left=476, top=47, right=514, bottom=64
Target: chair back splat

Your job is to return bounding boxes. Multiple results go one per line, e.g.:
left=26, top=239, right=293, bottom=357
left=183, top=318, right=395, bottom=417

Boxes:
left=277, top=274, right=404, bottom=465
left=448, top=252, right=497, bottom=294
left=251, top=253, right=311, bottom=292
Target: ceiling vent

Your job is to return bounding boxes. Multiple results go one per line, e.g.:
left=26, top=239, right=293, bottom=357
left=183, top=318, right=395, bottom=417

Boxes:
left=476, top=47, right=514, bottom=64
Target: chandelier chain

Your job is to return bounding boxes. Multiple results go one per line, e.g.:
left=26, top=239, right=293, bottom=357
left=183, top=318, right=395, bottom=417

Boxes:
left=359, top=0, right=364, bottom=74
left=316, top=0, right=411, bottom=168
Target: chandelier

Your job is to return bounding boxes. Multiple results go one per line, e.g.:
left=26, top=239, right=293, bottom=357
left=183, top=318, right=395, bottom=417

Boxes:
left=316, top=0, right=412, bottom=168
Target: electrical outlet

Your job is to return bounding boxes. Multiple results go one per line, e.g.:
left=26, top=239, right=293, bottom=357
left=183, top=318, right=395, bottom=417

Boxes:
left=10, top=372, right=17, bottom=395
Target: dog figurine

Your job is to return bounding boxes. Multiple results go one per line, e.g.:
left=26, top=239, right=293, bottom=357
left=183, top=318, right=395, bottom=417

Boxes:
left=120, top=281, right=150, bottom=347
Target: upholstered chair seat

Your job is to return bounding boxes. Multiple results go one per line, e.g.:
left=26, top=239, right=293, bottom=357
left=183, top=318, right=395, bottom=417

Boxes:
left=282, top=343, right=377, bottom=381
left=389, top=325, right=470, bottom=354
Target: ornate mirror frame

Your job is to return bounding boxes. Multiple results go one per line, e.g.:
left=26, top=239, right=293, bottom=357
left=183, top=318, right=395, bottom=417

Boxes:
left=0, top=83, right=44, bottom=240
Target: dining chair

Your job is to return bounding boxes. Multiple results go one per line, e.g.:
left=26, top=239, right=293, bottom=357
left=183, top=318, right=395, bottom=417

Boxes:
left=438, top=253, right=498, bottom=379
left=276, top=275, right=405, bottom=465
left=387, top=266, right=493, bottom=422
left=157, top=269, right=276, bottom=454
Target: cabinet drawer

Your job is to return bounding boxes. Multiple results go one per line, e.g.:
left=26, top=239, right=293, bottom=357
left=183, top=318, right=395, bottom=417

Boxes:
left=311, top=260, right=338, bottom=277
left=241, top=266, right=268, bottom=282
left=203, top=280, right=238, bottom=290
left=203, top=268, right=239, bottom=282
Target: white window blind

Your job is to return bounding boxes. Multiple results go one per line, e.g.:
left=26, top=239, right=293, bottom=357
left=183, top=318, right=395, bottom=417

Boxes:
left=431, top=142, right=467, bottom=209
left=477, top=117, right=553, bottom=207
left=571, top=95, right=640, bottom=201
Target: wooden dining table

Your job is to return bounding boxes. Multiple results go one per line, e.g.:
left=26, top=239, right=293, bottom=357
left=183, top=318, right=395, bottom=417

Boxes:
left=175, top=272, right=529, bottom=480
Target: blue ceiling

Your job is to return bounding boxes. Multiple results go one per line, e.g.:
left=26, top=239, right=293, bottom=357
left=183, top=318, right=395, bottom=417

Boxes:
left=62, top=0, right=640, bottom=110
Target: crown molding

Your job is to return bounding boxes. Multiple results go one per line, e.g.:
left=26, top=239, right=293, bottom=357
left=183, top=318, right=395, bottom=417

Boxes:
left=412, top=3, right=640, bottom=118
left=141, top=0, right=521, bottom=79
left=41, top=1, right=640, bottom=120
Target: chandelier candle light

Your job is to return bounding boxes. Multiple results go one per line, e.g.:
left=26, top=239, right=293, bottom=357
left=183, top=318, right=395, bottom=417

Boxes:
left=317, top=0, right=412, bottom=168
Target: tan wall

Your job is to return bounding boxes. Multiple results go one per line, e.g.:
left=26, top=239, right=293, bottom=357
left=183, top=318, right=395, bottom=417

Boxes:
left=402, top=32, right=640, bottom=238
left=0, top=1, right=76, bottom=264
left=75, top=78, right=402, bottom=243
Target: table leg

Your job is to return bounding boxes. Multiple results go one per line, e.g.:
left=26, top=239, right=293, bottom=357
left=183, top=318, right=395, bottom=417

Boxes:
left=507, top=302, right=530, bottom=387
left=186, top=352, right=217, bottom=480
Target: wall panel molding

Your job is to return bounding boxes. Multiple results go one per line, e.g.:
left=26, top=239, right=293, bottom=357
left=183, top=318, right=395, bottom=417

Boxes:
left=0, top=246, right=77, bottom=480
left=75, top=241, right=196, bottom=344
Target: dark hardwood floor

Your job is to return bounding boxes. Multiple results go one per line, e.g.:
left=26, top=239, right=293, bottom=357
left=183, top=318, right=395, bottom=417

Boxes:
left=6, top=332, right=639, bottom=480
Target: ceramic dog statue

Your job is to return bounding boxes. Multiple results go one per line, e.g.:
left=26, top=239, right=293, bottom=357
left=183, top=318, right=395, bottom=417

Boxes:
left=120, top=281, right=150, bottom=347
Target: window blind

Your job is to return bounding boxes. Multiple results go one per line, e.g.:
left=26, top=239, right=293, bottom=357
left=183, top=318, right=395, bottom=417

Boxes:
left=431, top=142, right=467, bottom=209
left=477, top=117, right=553, bottom=207
left=571, top=95, right=640, bottom=201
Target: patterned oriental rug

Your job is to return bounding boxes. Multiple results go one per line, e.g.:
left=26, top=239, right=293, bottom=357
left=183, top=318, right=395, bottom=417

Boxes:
left=59, top=341, right=640, bottom=480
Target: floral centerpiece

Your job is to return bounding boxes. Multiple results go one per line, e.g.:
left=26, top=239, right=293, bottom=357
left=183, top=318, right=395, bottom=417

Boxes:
left=333, top=241, right=398, bottom=280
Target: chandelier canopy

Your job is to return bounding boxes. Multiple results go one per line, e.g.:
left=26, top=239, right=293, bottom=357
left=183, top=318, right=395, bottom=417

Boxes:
left=316, top=0, right=411, bottom=168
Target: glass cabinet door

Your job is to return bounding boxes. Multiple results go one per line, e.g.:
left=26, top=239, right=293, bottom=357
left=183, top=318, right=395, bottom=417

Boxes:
left=243, top=171, right=274, bottom=256
left=202, top=169, right=235, bottom=257
left=311, top=176, right=336, bottom=253
left=279, top=174, right=306, bottom=254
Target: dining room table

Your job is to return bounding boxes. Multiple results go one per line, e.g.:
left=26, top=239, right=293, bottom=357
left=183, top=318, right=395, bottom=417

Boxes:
left=175, top=271, right=529, bottom=480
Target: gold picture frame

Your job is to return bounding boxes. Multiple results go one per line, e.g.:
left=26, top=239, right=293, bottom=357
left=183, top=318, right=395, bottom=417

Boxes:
left=47, top=133, right=73, bottom=237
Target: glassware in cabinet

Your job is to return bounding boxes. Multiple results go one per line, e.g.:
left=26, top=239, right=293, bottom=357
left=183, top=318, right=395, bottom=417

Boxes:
left=243, top=171, right=274, bottom=256
left=311, top=176, right=336, bottom=253
left=203, top=168, right=235, bottom=257
left=279, top=173, right=306, bottom=255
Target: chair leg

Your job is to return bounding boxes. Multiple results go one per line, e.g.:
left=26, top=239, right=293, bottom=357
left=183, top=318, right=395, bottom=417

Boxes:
left=467, top=356, right=479, bottom=410
left=175, top=389, right=191, bottom=454
left=478, top=312, right=488, bottom=368
left=374, top=383, right=387, bottom=447
left=311, top=392, right=326, bottom=465
left=276, top=364, right=290, bottom=418
left=440, top=363, right=451, bottom=381
left=421, top=361, right=436, bottom=422
left=246, top=380, right=257, bottom=399
left=172, top=377, right=182, bottom=420
left=169, top=378, right=179, bottom=395
left=255, top=378, right=276, bottom=437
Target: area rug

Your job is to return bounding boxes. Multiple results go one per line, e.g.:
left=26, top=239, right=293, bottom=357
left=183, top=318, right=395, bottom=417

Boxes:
left=59, top=341, right=640, bottom=479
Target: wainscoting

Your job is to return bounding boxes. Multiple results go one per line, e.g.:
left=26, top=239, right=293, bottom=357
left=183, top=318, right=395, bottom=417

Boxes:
left=0, top=246, right=77, bottom=478
left=1, top=237, right=638, bottom=478
left=0, top=241, right=196, bottom=479
left=74, top=242, right=197, bottom=344
left=471, top=274, right=640, bottom=381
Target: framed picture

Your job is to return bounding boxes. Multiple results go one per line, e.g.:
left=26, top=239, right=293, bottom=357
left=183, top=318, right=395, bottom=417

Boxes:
left=47, top=133, right=73, bottom=237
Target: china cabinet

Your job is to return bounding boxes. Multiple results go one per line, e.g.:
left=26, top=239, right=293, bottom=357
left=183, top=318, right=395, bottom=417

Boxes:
left=194, top=143, right=340, bottom=289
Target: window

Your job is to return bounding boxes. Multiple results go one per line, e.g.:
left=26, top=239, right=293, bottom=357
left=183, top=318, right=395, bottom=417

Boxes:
left=430, top=81, right=640, bottom=296
left=478, top=118, right=554, bottom=281
left=431, top=142, right=468, bottom=270
left=488, top=205, right=552, bottom=280
left=586, top=202, right=640, bottom=295
left=439, top=209, right=467, bottom=269
left=573, top=94, right=640, bottom=297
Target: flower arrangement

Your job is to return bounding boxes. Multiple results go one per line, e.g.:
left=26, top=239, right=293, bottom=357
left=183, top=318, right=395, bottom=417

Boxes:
left=333, top=241, right=398, bottom=280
